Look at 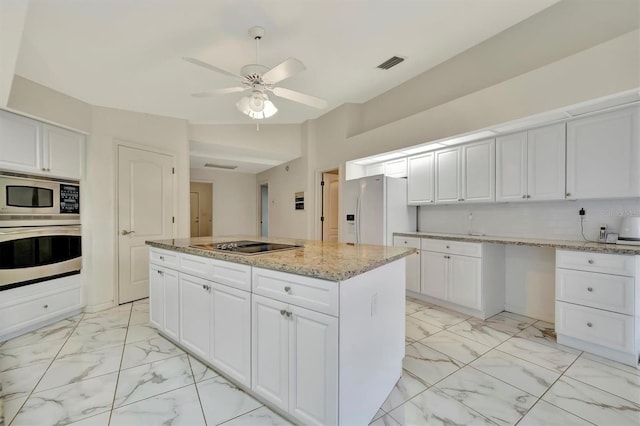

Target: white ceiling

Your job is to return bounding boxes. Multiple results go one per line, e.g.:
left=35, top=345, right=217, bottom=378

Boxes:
left=15, top=0, right=560, bottom=126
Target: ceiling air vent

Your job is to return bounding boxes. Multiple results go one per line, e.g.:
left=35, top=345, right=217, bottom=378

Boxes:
left=204, top=163, right=238, bottom=170
left=376, top=56, right=405, bottom=70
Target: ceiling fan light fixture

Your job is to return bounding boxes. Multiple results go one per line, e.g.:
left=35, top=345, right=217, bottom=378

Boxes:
left=237, top=91, right=277, bottom=119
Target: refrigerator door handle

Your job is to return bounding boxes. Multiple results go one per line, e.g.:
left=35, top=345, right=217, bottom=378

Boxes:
left=355, top=194, right=360, bottom=243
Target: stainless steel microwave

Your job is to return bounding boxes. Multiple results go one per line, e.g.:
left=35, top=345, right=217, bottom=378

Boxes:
left=0, top=172, right=80, bottom=226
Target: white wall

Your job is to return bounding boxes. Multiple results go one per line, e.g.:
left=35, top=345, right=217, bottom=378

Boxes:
left=190, top=168, right=257, bottom=236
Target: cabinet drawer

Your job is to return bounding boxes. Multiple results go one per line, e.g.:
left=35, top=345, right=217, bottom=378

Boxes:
left=421, top=238, right=481, bottom=257
left=180, top=252, right=211, bottom=278
left=211, top=258, right=251, bottom=291
left=252, top=268, right=338, bottom=316
left=556, top=269, right=634, bottom=315
left=556, top=302, right=634, bottom=353
left=393, top=236, right=420, bottom=249
left=0, top=286, right=82, bottom=331
left=150, top=248, right=179, bottom=268
left=556, top=250, right=635, bottom=276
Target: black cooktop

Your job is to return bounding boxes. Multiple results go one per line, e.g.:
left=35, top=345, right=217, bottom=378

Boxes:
left=190, top=240, right=302, bottom=255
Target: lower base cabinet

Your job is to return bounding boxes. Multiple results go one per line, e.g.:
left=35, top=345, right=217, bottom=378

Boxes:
left=149, top=264, right=179, bottom=341
left=252, top=294, right=338, bottom=425
left=179, top=274, right=212, bottom=360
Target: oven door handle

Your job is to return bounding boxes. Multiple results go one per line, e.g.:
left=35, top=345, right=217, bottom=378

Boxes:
left=0, top=225, right=81, bottom=242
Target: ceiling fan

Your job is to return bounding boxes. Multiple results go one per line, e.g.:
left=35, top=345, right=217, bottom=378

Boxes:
left=184, top=26, right=328, bottom=120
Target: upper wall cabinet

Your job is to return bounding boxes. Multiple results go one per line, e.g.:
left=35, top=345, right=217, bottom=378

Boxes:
left=383, top=158, right=407, bottom=178
left=566, top=107, right=640, bottom=200
left=496, top=123, right=566, bottom=202
left=0, top=110, right=84, bottom=180
left=435, top=139, right=495, bottom=204
left=407, top=153, right=434, bottom=205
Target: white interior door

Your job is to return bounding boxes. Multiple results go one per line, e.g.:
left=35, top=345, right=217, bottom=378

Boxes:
left=118, top=145, right=174, bottom=304
left=322, top=172, right=339, bottom=242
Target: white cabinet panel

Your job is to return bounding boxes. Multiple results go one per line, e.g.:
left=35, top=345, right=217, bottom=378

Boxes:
left=421, top=250, right=447, bottom=299
left=383, top=158, right=407, bottom=178
left=179, top=274, right=211, bottom=360
left=393, top=236, right=420, bottom=293
left=556, top=269, right=634, bottom=315
left=163, top=269, right=180, bottom=341
left=211, top=283, right=251, bottom=386
left=0, top=109, right=42, bottom=173
left=496, top=132, right=527, bottom=201
left=556, top=250, right=635, bottom=276
left=461, top=139, right=495, bottom=203
left=566, top=107, right=640, bottom=199
left=252, top=294, right=289, bottom=411
left=43, top=124, right=84, bottom=179
left=149, top=265, right=164, bottom=330
left=448, top=255, right=481, bottom=310
left=527, top=124, right=565, bottom=200
left=435, top=148, right=460, bottom=203
left=290, top=305, right=338, bottom=426
left=407, top=153, right=434, bottom=205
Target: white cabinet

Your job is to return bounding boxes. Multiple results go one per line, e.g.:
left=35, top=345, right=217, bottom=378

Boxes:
left=419, top=238, right=504, bottom=319
left=383, top=158, right=407, bottom=178
left=393, top=236, right=421, bottom=293
left=179, top=274, right=211, bottom=360
left=211, top=282, right=251, bottom=385
left=496, top=124, right=566, bottom=202
left=0, top=110, right=84, bottom=179
left=252, top=293, right=338, bottom=425
left=149, top=264, right=180, bottom=341
left=566, top=107, right=640, bottom=200
left=435, top=139, right=495, bottom=204
left=407, top=153, right=434, bottom=205
left=556, top=250, right=639, bottom=366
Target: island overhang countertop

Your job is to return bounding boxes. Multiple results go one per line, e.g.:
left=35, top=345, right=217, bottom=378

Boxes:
left=146, top=236, right=415, bottom=281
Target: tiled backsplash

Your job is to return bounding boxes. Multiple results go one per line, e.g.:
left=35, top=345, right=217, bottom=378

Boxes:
left=418, top=198, right=640, bottom=241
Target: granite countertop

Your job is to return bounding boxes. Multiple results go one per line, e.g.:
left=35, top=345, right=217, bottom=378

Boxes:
left=394, top=232, right=640, bottom=255
left=146, top=236, right=415, bottom=281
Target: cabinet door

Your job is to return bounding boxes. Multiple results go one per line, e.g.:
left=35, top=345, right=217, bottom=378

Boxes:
left=43, top=125, right=84, bottom=179
left=384, top=158, right=407, bottom=178
left=163, top=268, right=179, bottom=341
left=421, top=251, right=447, bottom=300
left=289, top=305, right=338, bottom=426
left=393, top=236, right=421, bottom=293
left=179, top=274, right=211, bottom=360
left=435, top=148, right=460, bottom=203
left=252, top=294, right=289, bottom=411
left=528, top=124, right=566, bottom=201
left=0, top=110, right=42, bottom=173
left=448, top=255, right=481, bottom=310
left=407, top=153, right=434, bottom=205
left=462, top=139, right=495, bottom=203
left=149, top=265, right=164, bottom=330
left=567, top=107, right=640, bottom=199
left=496, top=132, right=527, bottom=202
left=211, top=283, right=251, bottom=387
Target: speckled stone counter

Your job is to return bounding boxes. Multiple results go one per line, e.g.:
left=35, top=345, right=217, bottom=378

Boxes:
left=146, top=236, right=415, bottom=281
left=394, top=232, right=640, bottom=255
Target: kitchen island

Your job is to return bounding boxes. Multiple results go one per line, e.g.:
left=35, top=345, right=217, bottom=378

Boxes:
left=146, top=236, right=414, bottom=425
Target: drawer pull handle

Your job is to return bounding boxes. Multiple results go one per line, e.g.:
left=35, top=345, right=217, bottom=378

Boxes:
left=587, top=322, right=593, bottom=328
left=588, top=259, right=594, bottom=264
left=43, top=304, right=48, bottom=309
left=284, top=286, right=292, bottom=293
left=587, top=287, right=593, bottom=292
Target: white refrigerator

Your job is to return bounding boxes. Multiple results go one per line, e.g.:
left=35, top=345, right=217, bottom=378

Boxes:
left=341, top=174, right=417, bottom=245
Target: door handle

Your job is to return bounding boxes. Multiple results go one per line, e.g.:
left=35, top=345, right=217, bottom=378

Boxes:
left=121, top=230, right=135, bottom=236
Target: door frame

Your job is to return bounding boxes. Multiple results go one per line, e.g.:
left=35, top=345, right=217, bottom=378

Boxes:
left=189, top=179, right=215, bottom=236
left=257, top=180, right=269, bottom=236
left=313, top=166, right=342, bottom=241
left=114, top=139, right=177, bottom=306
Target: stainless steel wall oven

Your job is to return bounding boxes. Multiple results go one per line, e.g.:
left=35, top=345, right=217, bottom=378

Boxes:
left=0, top=172, right=81, bottom=290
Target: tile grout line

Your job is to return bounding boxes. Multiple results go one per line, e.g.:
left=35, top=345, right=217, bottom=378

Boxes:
left=6, top=311, right=86, bottom=426
left=185, top=354, right=209, bottom=426
left=107, top=303, right=133, bottom=426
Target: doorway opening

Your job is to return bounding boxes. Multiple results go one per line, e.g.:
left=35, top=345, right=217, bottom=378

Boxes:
left=321, top=169, right=339, bottom=241
left=189, top=182, right=213, bottom=237
left=259, top=182, right=269, bottom=236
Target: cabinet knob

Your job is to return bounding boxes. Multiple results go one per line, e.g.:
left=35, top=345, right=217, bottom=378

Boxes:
left=586, top=322, right=593, bottom=328
left=41, top=168, right=47, bottom=172
left=429, top=200, right=434, bottom=203
left=280, top=309, right=287, bottom=316
left=159, top=255, right=164, bottom=260
left=284, top=286, right=291, bottom=293
left=43, top=304, right=48, bottom=309
left=157, top=270, right=163, bottom=275
left=526, top=195, right=531, bottom=199
left=587, top=287, right=593, bottom=292
left=446, top=245, right=450, bottom=249
left=285, top=311, right=292, bottom=318
left=588, top=259, right=594, bottom=264
left=566, top=192, right=571, bottom=197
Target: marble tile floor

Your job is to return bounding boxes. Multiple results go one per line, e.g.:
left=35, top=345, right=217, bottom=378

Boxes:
left=0, top=297, right=638, bottom=425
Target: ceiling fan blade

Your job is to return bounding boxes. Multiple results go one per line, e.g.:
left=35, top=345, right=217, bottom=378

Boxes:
left=192, top=87, right=248, bottom=97
left=263, top=58, right=306, bottom=84
left=183, top=57, right=243, bottom=80
left=271, top=87, right=328, bottom=109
